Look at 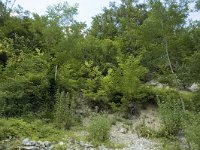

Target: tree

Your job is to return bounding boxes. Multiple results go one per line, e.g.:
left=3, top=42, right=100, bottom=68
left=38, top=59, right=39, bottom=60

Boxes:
left=0, top=47, right=50, bottom=117
left=46, top=1, right=78, bottom=26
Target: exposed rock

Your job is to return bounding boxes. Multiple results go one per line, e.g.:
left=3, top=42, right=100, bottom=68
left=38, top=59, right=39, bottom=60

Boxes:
left=111, top=121, right=160, bottom=150
left=79, top=140, right=85, bottom=147
left=75, top=109, right=84, bottom=115
left=37, top=141, right=43, bottom=146
left=59, top=141, right=64, bottom=146
left=118, top=127, right=128, bottom=134
left=98, top=144, right=107, bottom=150
left=49, top=145, right=54, bottom=150
left=20, top=139, right=53, bottom=150
left=30, top=141, right=36, bottom=146
left=84, top=143, right=93, bottom=148
left=21, top=146, right=39, bottom=150
left=188, top=83, right=199, bottom=92
left=44, top=141, right=51, bottom=147
left=22, top=138, right=32, bottom=146
left=148, top=80, right=168, bottom=89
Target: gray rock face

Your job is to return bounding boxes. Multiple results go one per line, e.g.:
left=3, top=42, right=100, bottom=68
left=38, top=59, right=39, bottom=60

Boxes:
left=110, top=122, right=160, bottom=150
left=21, top=146, right=39, bottom=150
left=30, top=141, right=37, bottom=146
left=188, top=83, right=199, bottom=92
left=98, top=144, right=107, bottom=150
left=22, top=138, right=32, bottom=146
left=21, top=139, right=52, bottom=150
left=118, top=127, right=128, bottom=134
left=58, top=141, right=64, bottom=146
left=44, top=141, right=51, bottom=147
left=84, top=143, right=93, bottom=148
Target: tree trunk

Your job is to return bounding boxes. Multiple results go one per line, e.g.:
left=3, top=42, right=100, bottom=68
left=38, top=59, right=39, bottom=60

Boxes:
left=164, top=38, right=185, bottom=111
left=55, top=64, right=58, bottom=81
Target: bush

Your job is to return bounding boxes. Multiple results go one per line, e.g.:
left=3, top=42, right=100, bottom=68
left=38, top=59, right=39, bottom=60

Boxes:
left=157, top=90, right=183, bottom=136
left=160, top=139, right=182, bottom=150
left=0, top=53, right=51, bottom=117
left=0, top=118, right=64, bottom=141
left=135, top=121, right=155, bottom=138
left=54, top=91, right=76, bottom=129
left=183, top=112, right=200, bottom=149
left=88, top=115, right=111, bottom=143
left=192, top=89, right=200, bottom=112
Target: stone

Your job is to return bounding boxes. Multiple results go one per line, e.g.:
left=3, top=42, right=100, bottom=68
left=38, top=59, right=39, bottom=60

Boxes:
left=59, top=141, right=64, bottom=146
left=37, top=141, right=43, bottom=145
left=79, top=141, right=85, bottom=147
left=84, top=143, right=93, bottom=148
left=49, top=145, right=54, bottom=150
left=44, top=141, right=51, bottom=147
left=99, top=144, right=107, bottom=150
left=30, top=141, right=37, bottom=146
left=21, top=146, right=39, bottom=150
left=22, top=138, right=32, bottom=146
left=75, top=109, right=84, bottom=115
left=119, top=127, right=127, bottom=134
left=188, top=83, right=199, bottom=92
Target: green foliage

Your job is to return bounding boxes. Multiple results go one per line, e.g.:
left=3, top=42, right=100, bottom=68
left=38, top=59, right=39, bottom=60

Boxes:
left=0, top=52, right=50, bottom=117
left=54, top=91, right=76, bottom=129
left=114, top=54, right=147, bottom=101
left=0, top=2, right=200, bottom=147
left=160, top=139, right=182, bottom=150
left=189, top=51, right=200, bottom=83
left=135, top=121, right=155, bottom=138
left=46, top=1, right=77, bottom=26
left=88, top=115, right=111, bottom=143
left=81, top=61, right=103, bottom=101
left=100, top=53, right=148, bottom=112
left=80, top=52, right=148, bottom=113
left=192, top=89, right=200, bottom=112
left=183, top=112, right=200, bottom=149
left=157, top=90, right=183, bottom=136
left=57, top=63, right=78, bottom=91
left=0, top=118, right=64, bottom=141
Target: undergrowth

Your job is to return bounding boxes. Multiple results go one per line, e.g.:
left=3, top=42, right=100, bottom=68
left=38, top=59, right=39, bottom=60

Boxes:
left=0, top=118, right=65, bottom=142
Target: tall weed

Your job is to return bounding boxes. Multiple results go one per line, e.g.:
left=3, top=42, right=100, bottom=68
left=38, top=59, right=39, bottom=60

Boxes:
left=157, top=91, right=183, bottom=136
left=88, top=115, right=111, bottom=143
left=54, top=91, right=76, bottom=129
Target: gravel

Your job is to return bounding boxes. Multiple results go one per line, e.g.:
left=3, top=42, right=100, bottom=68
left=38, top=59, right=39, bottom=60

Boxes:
left=110, top=122, right=160, bottom=150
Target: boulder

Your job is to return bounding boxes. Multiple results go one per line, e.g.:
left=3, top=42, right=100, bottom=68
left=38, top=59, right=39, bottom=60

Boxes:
left=188, top=83, right=199, bottom=92
left=118, top=127, right=128, bottom=134
left=21, top=146, right=39, bottom=150
left=44, top=141, right=51, bottom=147
left=22, top=138, right=32, bottom=146
left=58, top=141, right=64, bottom=146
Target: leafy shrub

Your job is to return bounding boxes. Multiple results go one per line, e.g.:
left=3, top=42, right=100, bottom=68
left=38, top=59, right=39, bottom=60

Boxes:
left=57, top=63, right=78, bottom=92
left=160, top=139, right=182, bottom=150
left=135, top=121, right=155, bottom=138
left=0, top=118, right=64, bottom=141
left=88, top=115, right=111, bottom=142
left=183, top=112, right=200, bottom=149
left=0, top=53, right=51, bottom=117
left=80, top=53, right=148, bottom=114
left=156, top=89, right=183, bottom=136
left=81, top=61, right=104, bottom=101
left=191, top=89, right=200, bottom=112
left=54, top=91, right=76, bottom=129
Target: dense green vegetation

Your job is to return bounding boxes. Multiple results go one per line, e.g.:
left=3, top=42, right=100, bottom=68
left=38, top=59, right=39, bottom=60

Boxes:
left=0, top=0, right=200, bottom=149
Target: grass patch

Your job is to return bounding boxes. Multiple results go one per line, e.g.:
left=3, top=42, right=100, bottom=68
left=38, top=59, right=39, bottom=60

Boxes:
left=0, top=118, right=65, bottom=142
left=87, top=115, right=111, bottom=144
left=160, top=138, right=182, bottom=150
